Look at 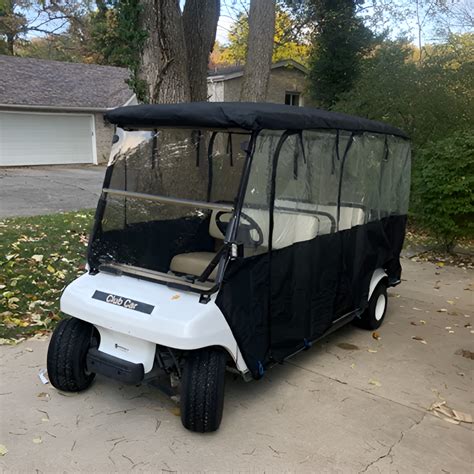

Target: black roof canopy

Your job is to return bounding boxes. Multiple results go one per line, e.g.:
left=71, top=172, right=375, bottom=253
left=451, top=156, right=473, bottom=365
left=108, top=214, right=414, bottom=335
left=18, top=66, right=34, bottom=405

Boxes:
left=105, top=102, right=409, bottom=139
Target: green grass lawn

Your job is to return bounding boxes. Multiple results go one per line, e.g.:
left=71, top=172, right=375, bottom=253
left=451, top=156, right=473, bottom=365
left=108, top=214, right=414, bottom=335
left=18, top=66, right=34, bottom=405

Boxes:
left=0, top=210, right=94, bottom=342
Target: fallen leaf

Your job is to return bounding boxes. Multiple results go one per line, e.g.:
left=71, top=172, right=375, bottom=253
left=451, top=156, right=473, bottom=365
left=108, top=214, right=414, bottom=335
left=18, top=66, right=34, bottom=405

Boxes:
left=31, top=254, right=44, bottom=263
left=445, top=326, right=452, bottom=330
left=46, top=265, right=55, bottom=273
left=447, top=300, right=455, bottom=305
left=369, top=379, right=381, bottom=387
left=350, top=363, right=355, bottom=369
left=429, top=401, right=472, bottom=424
left=419, top=320, right=426, bottom=325
left=372, top=332, right=381, bottom=340
left=367, top=349, right=378, bottom=353
left=171, top=294, right=181, bottom=300
left=412, top=336, right=427, bottom=344
left=437, top=308, right=448, bottom=313
left=33, top=437, right=42, bottom=444
left=0, top=338, right=18, bottom=345
left=0, top=444, right=7, bottom=456
left=433, top=412, right=460, bottom=425
left=452, top=410, right=472, bottom=423
left=413, top=307, right=422, bottom=311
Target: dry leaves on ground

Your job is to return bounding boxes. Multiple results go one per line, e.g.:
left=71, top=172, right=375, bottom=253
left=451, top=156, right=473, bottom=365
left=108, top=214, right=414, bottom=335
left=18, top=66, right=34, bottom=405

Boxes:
left=412, top=336, right=427, bottom=344
left=429, top=401, right=472, bottom=425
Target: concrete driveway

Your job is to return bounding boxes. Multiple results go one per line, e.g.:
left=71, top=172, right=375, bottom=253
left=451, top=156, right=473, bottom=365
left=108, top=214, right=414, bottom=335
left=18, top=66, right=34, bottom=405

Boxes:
left=0, top=165, right=105, bottom=218
left=0, top=259, right=472, bottom=472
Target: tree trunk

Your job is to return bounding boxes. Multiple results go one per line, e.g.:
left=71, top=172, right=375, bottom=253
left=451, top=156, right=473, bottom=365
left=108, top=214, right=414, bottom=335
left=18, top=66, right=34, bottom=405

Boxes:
left=6, top=33, right=14, bottom=55
left=240, top=0, right=276, bottom=102
left=138, top=0, right=191, bottom=103
left=183, top=0, right=220, bottom=102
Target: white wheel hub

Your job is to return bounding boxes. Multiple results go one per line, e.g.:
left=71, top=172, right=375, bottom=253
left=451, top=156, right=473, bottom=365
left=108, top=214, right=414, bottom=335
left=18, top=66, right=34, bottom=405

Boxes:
left=375, top=294, right=386, bottom=321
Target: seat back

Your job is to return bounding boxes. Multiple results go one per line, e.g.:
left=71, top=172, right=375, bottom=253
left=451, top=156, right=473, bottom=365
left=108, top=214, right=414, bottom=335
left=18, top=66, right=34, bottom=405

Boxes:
left=243, top=207, right=321, bottom=249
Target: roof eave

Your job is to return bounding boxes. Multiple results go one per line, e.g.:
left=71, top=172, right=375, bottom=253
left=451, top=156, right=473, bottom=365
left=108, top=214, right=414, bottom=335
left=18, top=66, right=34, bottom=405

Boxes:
left=206, top=59, right=309, bottom=82
left=0, top=103, right=109, bottom=112
left=0, top=94, right=136, bottom=113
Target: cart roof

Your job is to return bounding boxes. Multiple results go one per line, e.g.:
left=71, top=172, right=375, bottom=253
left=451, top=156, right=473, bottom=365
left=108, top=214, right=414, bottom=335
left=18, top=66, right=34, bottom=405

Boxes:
left=105, top=102, right=409, bottom=139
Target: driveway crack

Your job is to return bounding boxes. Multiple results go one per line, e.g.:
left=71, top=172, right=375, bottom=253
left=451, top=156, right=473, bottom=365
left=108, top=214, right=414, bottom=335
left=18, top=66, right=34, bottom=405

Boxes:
left=358, top=412, right=426, bottom=473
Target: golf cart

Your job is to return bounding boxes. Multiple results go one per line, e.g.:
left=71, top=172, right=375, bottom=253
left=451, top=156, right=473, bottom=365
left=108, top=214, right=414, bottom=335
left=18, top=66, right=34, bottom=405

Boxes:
left=47, top=102, right=411, bottom=432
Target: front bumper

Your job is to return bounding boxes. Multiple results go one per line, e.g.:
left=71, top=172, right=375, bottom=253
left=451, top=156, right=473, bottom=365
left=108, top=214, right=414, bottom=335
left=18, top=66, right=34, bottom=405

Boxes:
left=87, top=348, right=144, bottom=384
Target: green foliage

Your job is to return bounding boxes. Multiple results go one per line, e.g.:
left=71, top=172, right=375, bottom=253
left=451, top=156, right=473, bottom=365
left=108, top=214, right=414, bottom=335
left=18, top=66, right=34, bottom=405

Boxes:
left=307, top=0, right=374, bottom=108
left=0, top=38, right=9, bottom=54
left=16, top=33, right=90, bottom=63
left=411, top=131, right=474, bottom=250
left=89, top=0, right=148, bottom=100
left=334, top=34, right=474, bottom=243
left=333, top=35, right=474, bottom=149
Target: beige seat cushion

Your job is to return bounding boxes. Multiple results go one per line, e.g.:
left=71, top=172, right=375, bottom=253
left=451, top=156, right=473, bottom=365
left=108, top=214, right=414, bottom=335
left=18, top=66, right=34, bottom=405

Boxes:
left=170, top=252, right=218, bottom=280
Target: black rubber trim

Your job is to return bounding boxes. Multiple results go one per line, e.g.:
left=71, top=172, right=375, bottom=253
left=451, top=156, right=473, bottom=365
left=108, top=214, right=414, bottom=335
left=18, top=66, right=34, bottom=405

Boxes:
left=86, top=348, right=144, bottom=384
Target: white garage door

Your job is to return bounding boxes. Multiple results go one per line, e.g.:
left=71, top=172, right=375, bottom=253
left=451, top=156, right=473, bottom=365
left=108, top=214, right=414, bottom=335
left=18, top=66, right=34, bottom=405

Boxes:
left=0, top=111, right=95, bottom=166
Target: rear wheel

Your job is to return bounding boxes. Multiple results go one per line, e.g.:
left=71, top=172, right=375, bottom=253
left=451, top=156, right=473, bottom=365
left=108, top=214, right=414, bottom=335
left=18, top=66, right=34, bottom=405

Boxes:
left=354, top=281, right=388, bottom=330
left=47, top=317, right=96, bottom=392
left=180, top=347, right=227, bottom=433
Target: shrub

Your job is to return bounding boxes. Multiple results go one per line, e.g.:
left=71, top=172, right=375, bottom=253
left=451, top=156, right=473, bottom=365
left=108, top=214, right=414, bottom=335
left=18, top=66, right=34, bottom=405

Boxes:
left=411, top=130, right=474, bottom=251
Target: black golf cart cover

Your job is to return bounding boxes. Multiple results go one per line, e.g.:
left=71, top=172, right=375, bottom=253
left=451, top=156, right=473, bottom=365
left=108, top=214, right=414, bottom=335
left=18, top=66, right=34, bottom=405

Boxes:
left=103, top=103, right=411, bottom=379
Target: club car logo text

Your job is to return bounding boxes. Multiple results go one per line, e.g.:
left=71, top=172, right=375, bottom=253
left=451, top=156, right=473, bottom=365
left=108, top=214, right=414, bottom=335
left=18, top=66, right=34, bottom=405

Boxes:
left=106, top=294, right=137, bottom=309
left=92, top=290, right=154, bottom=315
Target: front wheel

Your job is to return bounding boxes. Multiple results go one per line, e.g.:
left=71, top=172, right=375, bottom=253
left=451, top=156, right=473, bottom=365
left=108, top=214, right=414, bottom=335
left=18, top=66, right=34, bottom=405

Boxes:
left=47, top=317, right=96, bottom=392
left=354, top=281, right=388, bottom=330
left=180, top=347, right=227, bottom=433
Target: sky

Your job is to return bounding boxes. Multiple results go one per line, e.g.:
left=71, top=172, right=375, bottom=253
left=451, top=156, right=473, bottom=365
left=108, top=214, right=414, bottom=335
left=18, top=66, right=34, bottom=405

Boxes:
left=20, top=0, right=473, bottom=47
left=216, top=0, right=248, bottom=44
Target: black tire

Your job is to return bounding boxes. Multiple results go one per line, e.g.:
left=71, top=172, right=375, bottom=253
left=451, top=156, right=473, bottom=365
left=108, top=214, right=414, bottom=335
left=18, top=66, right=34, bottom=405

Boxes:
left=180, top=347, right=227, bottom=433
left=47, top=317, right=96, bottom=392
left=354, top=281, right=388, bottom=330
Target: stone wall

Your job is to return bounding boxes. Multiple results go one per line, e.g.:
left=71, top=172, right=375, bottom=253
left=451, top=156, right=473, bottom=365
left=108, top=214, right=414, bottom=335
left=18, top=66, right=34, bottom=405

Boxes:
left=212, top=66, right=311, bottom=105
left=94, top=113, right=114, bottom=163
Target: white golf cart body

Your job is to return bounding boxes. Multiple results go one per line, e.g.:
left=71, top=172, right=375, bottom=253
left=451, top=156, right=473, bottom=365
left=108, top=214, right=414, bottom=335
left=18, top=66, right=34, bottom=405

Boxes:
left=61, top=271, right=247, bottom=374
left=58, top=102, right=411, bottom=384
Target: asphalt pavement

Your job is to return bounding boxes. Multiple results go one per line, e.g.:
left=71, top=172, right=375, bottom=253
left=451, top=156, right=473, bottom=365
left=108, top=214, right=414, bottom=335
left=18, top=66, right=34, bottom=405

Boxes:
left=0, top=165, right=105, bottom=218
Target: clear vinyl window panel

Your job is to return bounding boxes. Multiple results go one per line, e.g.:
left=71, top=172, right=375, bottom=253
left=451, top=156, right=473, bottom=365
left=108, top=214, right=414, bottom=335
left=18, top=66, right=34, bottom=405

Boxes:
left=92, top=128, right=251, bottom=273
left=236, top=130, right=283, bottom=255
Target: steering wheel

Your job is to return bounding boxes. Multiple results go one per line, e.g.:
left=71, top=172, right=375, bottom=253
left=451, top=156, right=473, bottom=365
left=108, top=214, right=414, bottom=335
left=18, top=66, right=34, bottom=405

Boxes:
left=215, top=210, right=264, bottom=247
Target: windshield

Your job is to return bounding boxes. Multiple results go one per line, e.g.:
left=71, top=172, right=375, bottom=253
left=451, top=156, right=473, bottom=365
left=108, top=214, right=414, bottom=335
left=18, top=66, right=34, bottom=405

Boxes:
left=89, top=128, right=251, bottom=285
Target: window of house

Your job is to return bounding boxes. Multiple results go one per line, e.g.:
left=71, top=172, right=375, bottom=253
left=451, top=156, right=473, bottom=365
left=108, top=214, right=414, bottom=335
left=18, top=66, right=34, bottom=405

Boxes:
left=285, top=92, right=300, bottom=106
